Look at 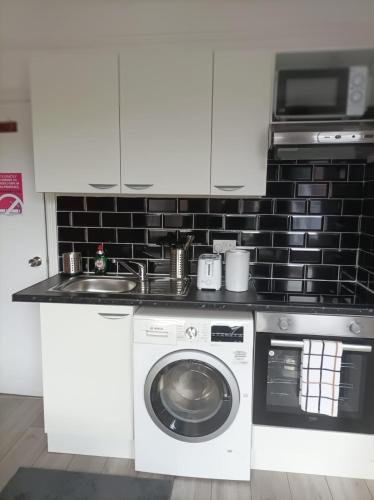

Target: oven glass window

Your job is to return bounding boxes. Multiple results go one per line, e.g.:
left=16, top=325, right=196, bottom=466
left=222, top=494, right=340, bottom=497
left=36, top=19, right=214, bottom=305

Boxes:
left=285, top=77, right=339, bottom=108
left=266, top=348, right=366, bottom=418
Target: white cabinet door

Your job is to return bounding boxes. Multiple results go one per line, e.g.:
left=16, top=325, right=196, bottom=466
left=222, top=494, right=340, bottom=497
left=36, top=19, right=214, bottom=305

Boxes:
left=40, top=303, right=134, bottom=458
left=120, top=49, right=212, bottom=195
left=30, top=53, right=120, bottom=193
left=211, top=50, right=274, bottom=197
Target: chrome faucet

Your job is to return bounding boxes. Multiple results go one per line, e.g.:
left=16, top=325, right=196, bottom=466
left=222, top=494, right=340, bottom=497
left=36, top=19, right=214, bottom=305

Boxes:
left=112, top=259, right=147, bottom=282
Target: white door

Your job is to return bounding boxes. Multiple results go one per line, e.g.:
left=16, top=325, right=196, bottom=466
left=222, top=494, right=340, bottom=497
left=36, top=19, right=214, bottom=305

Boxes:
left=0, top=102, right=47, bottom=396
left=211, top=50, right=274, bottom=197
left=30, top=52, right=120, bottom=193
left=120, top=49, right=212, bottom=196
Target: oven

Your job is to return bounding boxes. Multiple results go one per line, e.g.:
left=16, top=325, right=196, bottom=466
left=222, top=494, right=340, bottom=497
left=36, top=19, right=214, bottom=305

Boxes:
left=253, top=313, right=374, bottom=434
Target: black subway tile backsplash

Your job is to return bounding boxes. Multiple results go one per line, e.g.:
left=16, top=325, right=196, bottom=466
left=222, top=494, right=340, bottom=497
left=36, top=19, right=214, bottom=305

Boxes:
left=86, top=197, right=115, bottom=212
left=297, top=183, right=328, bottom=198
left=57, top=212, right=71, bottom=226
left=275, top=199, right=306, bottom=214
left=210, top=199, right=239, bottom=214
left=226, top=216, right=256, bottom=230
left=323, top=250, right=357, bottom=265
left=306, top=265, right=339, bottom=281
left=266, top=182, right=294, bottom=198
left=257, top=248, right=289, bottom=263
left=56, top=159, right=371, bottom=294
left=58, top=227, right=86, bottom=242
left=87, top=228, right=116, bottom=243
left=164, top=214, right=193, bottom=228
left=242, top=199, right=273, bottom=214
left=241, top=232, right=272, bottom=247
left=118, top=229, right=146, bottom=243
left=290, top=249, right=321, bottom=264
left=309, top=199, right=342, bottom=215
left=179, top=199, right=208, bottom=213
left=133, top=214, right=161, bottom=228
left=324, top=216, right=359, bottom=232
left=307, top=232, right=340, bottom=248
left=273, top=232, right=305, bottom=248
left=331, top=182, right=363, bottom=198
left=273, top=264, right=304, bottom=279
left=280, top=165, right=312, bottom=181
left=291, top=216, right=322, bottom=231
left=258, top=215, right=288, bottom=231
left=148, top=199, right=177, bottom=213
left=314, top=165, right=347, bottom=181
left=117, top=198, right=145, bottom=212
left=57, top=196, right=85, bottom=211
left=101, top=213, right=131, bottom=228
left=73, top=212, right=101, bottom=227
left=194, top=215, right=223, bottom=230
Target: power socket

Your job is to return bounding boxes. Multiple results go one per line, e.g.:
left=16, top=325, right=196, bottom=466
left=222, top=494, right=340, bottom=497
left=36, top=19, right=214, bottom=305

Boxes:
left=213, top=239, right=237, bottom=254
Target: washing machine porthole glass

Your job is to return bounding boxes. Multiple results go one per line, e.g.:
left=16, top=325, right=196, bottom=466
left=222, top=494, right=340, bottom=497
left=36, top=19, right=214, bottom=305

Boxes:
left=144, top=351, right=240, bottom=443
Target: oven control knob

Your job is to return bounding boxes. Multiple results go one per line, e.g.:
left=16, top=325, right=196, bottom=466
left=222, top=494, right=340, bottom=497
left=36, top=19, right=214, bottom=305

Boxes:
left=185, top=326, right=198, bottom=340
left=349, top=321, right=361, bottom=335
left=278, top=317, right=289, bottom=331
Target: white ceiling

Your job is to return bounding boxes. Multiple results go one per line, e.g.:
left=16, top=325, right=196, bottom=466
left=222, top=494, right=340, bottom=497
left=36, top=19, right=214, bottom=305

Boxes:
left=0, top=0, right=374, bottom=50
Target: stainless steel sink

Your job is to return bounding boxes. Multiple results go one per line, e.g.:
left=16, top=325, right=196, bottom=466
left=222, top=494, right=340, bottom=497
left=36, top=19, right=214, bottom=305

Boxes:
left=50, top=275, right=190, bottom=296
left=53, top=276, right=137, bottom=294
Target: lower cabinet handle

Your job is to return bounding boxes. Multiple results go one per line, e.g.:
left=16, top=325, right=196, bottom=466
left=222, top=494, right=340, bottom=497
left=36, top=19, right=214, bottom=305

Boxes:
left=98, top=313, right=130, bottom=320
left=89, top=184, right=118, bottom=190
left=124, top=184, right=154, bottom=190
left=214, top=185, right=244, bottom=191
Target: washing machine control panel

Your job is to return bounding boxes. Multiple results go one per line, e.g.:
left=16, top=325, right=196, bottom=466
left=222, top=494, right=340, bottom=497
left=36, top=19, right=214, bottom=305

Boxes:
left=211, top=325, right=244, bottom=343
left=185, top=326, right=198, bottom=340
left=176, top=322, right=246, bottom=343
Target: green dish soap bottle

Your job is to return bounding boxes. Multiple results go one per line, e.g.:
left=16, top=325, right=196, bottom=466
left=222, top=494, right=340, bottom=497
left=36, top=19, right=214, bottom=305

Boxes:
left=94, top=244, right=108, bottom=274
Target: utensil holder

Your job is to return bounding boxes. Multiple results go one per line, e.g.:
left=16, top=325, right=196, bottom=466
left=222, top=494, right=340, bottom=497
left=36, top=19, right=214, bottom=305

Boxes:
left=62, top=252, right=83, bottom=275
left=170, top=247, right=188, bottom=280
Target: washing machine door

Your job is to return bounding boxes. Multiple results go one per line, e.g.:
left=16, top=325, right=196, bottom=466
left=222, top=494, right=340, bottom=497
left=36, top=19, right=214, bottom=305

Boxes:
left=144, top=349, right=240, bottom=442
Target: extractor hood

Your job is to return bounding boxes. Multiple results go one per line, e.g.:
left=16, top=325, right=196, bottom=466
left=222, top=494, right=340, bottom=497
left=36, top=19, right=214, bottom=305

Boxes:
left=270, top=121, right=374, bottom=161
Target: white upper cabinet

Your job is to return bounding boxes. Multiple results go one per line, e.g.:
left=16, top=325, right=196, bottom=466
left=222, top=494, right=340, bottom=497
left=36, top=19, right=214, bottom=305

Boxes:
left=211, top=50, right=274, bottom=197
left=120, top=49, right=212, bottom=195
left=30, top=53, right=120, bottom=193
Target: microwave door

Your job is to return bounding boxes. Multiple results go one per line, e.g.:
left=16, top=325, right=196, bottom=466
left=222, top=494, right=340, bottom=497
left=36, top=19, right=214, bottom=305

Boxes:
left=275, top=69, right=350, bottom=119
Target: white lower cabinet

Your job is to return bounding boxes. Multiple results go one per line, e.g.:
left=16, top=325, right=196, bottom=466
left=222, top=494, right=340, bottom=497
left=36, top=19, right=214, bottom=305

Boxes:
left=40, top=303, right=135, bottom=458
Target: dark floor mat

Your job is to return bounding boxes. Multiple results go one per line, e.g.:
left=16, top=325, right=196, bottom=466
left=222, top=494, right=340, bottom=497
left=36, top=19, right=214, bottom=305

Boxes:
left=0, top=467, right=173, bottom=500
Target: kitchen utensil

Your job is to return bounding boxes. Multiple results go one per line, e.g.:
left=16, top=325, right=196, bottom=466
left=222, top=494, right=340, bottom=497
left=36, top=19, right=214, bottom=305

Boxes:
left=62, top=252, right=82, bottom=275
left=225, top=249, right=250, bottom=292
left=169, top=234, right=194, bottom=280
left=197, top=254, right=222, bottom=290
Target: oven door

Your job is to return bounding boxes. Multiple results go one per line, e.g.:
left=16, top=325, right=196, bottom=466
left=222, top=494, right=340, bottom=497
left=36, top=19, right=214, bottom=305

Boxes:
left=253, top=332, right=374, bottom=433
left=275, top=68, right=349, bottom=119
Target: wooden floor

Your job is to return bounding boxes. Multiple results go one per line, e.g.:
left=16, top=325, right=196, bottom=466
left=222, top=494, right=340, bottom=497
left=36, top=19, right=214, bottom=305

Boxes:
left=1, top=395, right=374, bottom=500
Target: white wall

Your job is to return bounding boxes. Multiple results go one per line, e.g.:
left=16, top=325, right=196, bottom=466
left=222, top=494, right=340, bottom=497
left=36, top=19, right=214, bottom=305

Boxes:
left=1, top=0, right=374, bottom=101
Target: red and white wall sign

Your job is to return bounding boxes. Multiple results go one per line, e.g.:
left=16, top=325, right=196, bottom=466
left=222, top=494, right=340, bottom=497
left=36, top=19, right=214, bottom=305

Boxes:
left=0, top=173, right=24, bottom=215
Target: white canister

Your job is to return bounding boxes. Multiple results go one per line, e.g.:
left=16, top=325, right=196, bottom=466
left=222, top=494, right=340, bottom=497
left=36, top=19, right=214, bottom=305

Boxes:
left=225, top=249, right=250, bottom=292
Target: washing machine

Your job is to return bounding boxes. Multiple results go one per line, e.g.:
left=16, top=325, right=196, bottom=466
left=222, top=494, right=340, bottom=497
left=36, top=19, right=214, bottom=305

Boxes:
left=133, top=306, right=253, bottom=481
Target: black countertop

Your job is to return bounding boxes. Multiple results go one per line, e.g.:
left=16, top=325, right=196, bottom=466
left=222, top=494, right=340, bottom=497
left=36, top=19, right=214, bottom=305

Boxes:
left=12, top=274, right=374, bottom=316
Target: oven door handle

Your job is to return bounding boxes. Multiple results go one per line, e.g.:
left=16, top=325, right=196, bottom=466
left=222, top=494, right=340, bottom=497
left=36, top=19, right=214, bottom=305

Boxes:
left=270, top=339, right=372, bottom=353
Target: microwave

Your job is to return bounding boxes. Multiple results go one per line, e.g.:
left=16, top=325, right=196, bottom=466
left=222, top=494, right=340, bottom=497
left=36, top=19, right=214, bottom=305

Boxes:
left=274, top=66, right=370, bottom=120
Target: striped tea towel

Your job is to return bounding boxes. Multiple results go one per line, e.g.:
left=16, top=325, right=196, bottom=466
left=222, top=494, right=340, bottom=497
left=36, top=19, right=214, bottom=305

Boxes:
left=299, top=339, right=343, bottom=417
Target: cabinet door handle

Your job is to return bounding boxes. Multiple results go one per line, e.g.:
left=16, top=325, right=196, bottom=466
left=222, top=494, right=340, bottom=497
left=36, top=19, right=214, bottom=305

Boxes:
left=213, top=185, right=244, bottom=191
left=89, top=183, right=118, bottom=190
left=124, top=184, right=154, bottom=190
left=98, top=313, right=130, bottom=320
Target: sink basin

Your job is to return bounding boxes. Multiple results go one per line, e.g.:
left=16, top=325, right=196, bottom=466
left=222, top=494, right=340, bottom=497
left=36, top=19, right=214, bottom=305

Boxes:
left=50, top=275, right=190, bottom=296
left=54, top=276, right=137, bottom=294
